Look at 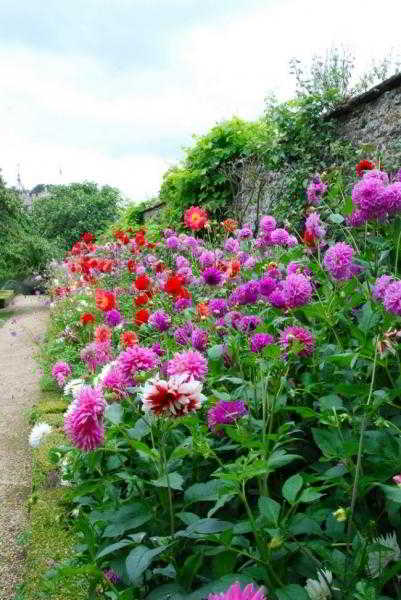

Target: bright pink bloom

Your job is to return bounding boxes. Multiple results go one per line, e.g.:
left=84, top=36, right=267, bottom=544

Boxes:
left=208, top=401, right=248, bottom=434
left=167, top=350, right=208, bottom=380
left=52, top=361, right=71, bottom=387
left=279, top=326, right=315, bottom=356
left=323, top=242, right=354, bottom=281
left=64, top=386, right=105, bottom=451
left=282, top=273, right=313, bottom=308
left=119, top=346, right=158, bottom=377
left=208, top=582, right=266, bottom=600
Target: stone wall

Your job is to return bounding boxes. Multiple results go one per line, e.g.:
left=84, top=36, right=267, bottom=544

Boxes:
left=239, top=73, right=401, bottom=229
left=328, top=72, right=401, bottom=168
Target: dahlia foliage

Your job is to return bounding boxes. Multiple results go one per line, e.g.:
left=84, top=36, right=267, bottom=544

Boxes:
left=43, top=163, right=401, bottom=598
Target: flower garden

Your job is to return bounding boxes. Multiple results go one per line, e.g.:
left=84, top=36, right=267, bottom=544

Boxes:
left=32, top=161, right=401, bottom=600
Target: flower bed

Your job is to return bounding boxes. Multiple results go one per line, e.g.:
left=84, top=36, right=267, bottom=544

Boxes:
left=35, top=168, right=401, bottom=599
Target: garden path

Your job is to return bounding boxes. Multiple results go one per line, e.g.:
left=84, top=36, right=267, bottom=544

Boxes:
left=0, top=295, right=49, bottom=598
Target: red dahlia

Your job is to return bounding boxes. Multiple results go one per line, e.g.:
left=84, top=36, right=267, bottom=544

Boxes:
left=135, top=309, right=149, bottom=325
left=356, top=159, right=375, bottom=177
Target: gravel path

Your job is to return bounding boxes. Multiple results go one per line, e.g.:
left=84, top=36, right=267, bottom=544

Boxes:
left=0, top=295, right=49, bottom=598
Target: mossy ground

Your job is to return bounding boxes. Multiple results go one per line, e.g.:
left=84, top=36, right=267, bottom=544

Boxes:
left=17, top=390, right=88, bottom=599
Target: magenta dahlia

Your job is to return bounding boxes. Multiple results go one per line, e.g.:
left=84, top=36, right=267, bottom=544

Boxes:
left=279, top=326, right=315, bottom=356
left=323, top=242, right=354, bottom=281
left=52, top=361, right=71, bottom=387
left=118, top=345, right=158, bottom=377
left=208, top=400, right=248, bottom=434
left=383, top=281, right=401, bottom=316
left=64, top=385, right=105, bottom=451
left=208, top=582, right=266, bottom=600
left=281, top=273, right=313, bottom=308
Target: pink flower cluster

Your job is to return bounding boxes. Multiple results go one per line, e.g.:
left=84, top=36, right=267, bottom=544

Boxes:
left=350, top=169, right=401, bottom=224
left=64, top=386, right=105, bottom=451
left=52, top=361, right=71, bottom=387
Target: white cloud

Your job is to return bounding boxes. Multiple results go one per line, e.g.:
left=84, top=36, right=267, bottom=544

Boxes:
left=1, top=0, right=400, bottom=199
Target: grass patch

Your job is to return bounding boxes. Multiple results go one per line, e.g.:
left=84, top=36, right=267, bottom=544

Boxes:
left=20, top=489, right=87, bottom=599
left=31, top=392, right=69, bottom=423
left=21, top=388, right=88, bottom=599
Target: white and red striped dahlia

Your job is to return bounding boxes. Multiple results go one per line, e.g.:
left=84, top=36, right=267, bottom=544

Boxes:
left=140, top=374, right=206, bottom=417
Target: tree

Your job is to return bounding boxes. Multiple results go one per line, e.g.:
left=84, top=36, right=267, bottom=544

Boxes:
left=30, top=182, right=122, bottom=250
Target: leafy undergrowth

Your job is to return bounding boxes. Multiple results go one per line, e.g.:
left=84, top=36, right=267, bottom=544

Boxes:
left=18, top=391, right=88, bottom=600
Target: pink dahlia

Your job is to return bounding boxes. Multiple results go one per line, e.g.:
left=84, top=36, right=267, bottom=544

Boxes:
left=167, top=350, right=208, bottom=381
left=250, top=333, right=274, bottom=352
left=148, top=310, right=171, bottom=332
left=208, top=400, right=248, bottom=434
left=279, top=326, right=315, bottom=356
left=52, top=361, right=71, bottom=387
left=393, top=474, right=401, bottom=487
left=323, top=242, right=354, bottom=281
left=383, top=281, right=401, bottom=316
left=102, top=366, right=132, bottom=397
left=208, top=582, right=266, bottom=600
left=268, top=288, right=287, bottom=309
left=80, top=341, right=111, bottom=373
left=381, top=182, right=401, bottom=215
left=140, top=373, right=206, bottom=417
left=259, top=276, right=277, bottom=297
left=372, top=275, right=394, bottom=301
left=305, top=212, right=326, bottom=239
left=351, top=176, right=386, bottom=219
left=307, top=176, right=327, bottom=206
left=203, top=267, right=223, bottom=286
left=270, top=228, right=290, bottom=246
left=64, top=385, right=105, bottom=451
left=260, top=215, right=276, bottom=233
left=281, top=273, right=313, bottom=308
left=119, top=345, right=158, bottom=377
left=184, top=206, right=208, bottom=231
left=191, top=328, right=209, bottom=352
left=346, top=209, right=367, bottom=227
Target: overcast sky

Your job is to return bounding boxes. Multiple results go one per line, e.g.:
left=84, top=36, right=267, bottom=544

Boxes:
left=1, top=0, right=400, bottom=201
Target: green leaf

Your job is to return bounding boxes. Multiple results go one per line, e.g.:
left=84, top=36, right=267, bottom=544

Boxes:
left=343, top=195, right=353, bottom=215
left=258, top=496, right=281, bottom=526
left=178, top=553, right=204, bottom=591
left=185, top=480, right=227, bottom=503
left=328, top=213, right=344, bottom=224
left=105, top=403, right=124, bottom=424
left=298, top=488, right=324, bottom=503
left=282, top=474, right=303, bottom=504
left=96, top=539, right=133, bottom=560
left=377, top=484, right=401, bottom=503
left=128, top=417, right=150, bottom=440
left=208, top=345, right=224, bottom=360
left=207, top=493, right=236, bottom=518
left=187, top=518, right=233, bottom=535
left=276, top=584, right=309, bottom=600
left=267, top=450, right=301, bottom=470
left=146, top=583, right=185, bottom=600
left=319, top=394, right=343, bottom=411
left=126, top=544, right=169, bottom=582
left=150, top=472, right=184, bottom=491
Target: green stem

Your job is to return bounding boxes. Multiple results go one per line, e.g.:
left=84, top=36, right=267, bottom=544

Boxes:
left=395, top=223, right=401, bottom=277
left=346, top=340, right=378, bottom=548
left=161, top=437, right=175, bottom=536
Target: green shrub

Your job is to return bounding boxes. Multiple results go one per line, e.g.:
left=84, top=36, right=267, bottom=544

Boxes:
left=30, top=182, right=122, bottom=250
